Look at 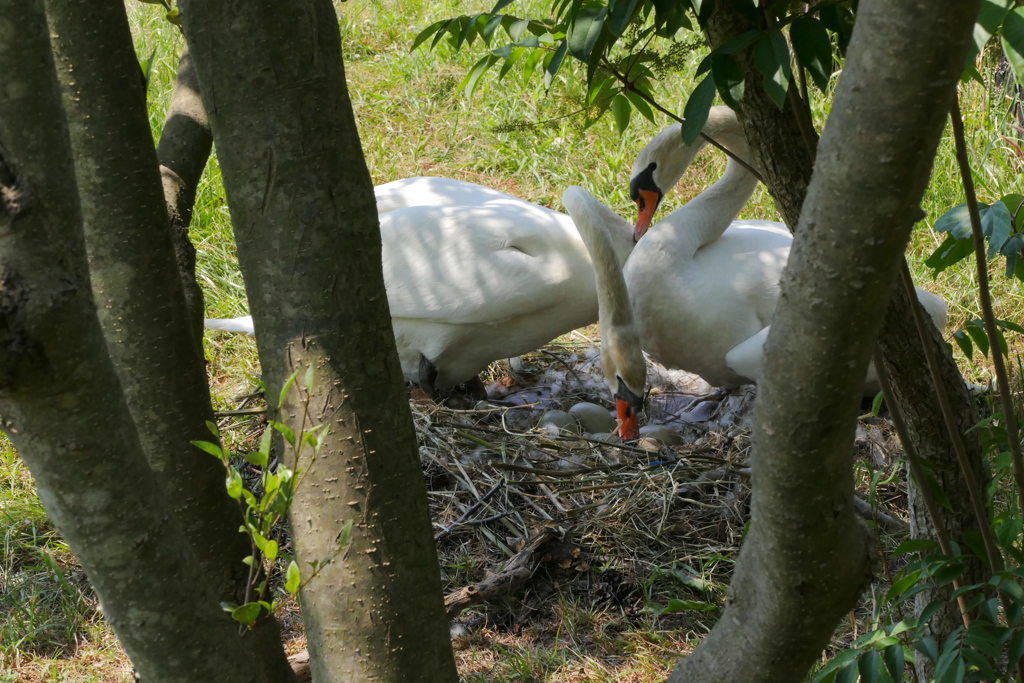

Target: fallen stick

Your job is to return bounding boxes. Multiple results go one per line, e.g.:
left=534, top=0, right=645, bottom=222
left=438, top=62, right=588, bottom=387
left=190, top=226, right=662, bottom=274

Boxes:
left=444, top=525, right=561, bottom=620
left=285, top=525, right=561, bottom=676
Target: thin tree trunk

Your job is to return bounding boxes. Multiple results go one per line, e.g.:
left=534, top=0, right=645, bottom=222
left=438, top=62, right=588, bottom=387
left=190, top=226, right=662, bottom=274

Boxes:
left=877, top=279, right=988, bottom=682
left=157, top=46, right=212, bottom=338
left=0, top=3, right=293, bottom=681
left=44, top=5, right=294, bottom=670
left=179, top=1, right=459, bottom=681
left=701, top=4, right=813, bottom=231
left=701, top=0, right=990, bottom=664
left=669, top=1, right=980, bottom=680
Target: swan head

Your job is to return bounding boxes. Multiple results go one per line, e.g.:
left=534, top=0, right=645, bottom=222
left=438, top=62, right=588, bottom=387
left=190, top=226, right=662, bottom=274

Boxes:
left=613, top=375, right=645, bottom=440
left=562, top=185, right=648, bottom=440
left=629, top=106, right=742, bottom=240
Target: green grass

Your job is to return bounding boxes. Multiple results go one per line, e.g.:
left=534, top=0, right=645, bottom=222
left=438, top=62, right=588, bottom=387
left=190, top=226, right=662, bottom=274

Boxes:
left=2, top=0, right=1023, bottom=680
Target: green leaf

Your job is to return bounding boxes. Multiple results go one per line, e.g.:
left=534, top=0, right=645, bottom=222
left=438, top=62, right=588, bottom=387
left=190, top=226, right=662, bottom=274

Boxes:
left=278, top=369, right=300, bottom=410
left=462, top=55, right=498, bottom=97
left=490, top=0, right=516, bottom=12
left=1005, top=8, right=1024, bottom=84
left=884, top=642, right=905, bottom=682
left=894, top=539, right=940, bottom=554
left=858, top=650, right=880, bottom=683
left=409, top=19, right=450, bottom=52
left=996, top=317, right=1024, bottom=334
left=1007, top=629, right=1024, bottom=671
left=813, top=649, right=860, bottom=682
left=273, top=420, right=297, bottom=449
left=611, top=93, right=632, bottom=133
left=818, top=4, right=854, bottom=54
left=652, top=0, right=691, bottom=36
left=752, top=29, right=792, bottom=109
left=508, top=18, right=530, bottom=41
left=682, top=74, right=716, bottom=144
left=337, top=519, right=354, bottom=549
left=567, top=7, right=607, bottom=62
left=934, top=203, right=977, bottom=239
left=836, top=659, right=858, bottom=683
left=926, top=234, right=974, bottom=273
left=258, top=427, right=273, bottom=459
left=481, top=14, right=503, bottom=44
left=790, top=16, right=833, bottom=91
left=244, top=448, right=269, bottom=468
left=231, top=602, right=262, bottom=626
left=869, top=391, right=884, bottom=417
left=1002, top=192, right=1024, bottom=216
left=624, top=90, right=655, bottom=124
left=885, top=570, right=924, bottom=604
left=918, top=599, right=947, bottom=627
left=607, top=0, right=640, bottom=37
left=192, top=439, right=225, bottom=459
left=952, top=328, right=974, bottom=358
left=711, top=53, right=744, bottom=110
left=934, top=651, right=964, bottom=683
left=714, top=28, right=762, bottom=55
left=497, top=45, right=526, bottom=78
left=522, top=45, right=546, bottom=84
left=964, top=320, right=990, bottom=357
left=982, top=200, right=1012, bottom=259
left=264, top=540, right=278, bottom=563
left=226, top=468, right=244, bottom=500
left=264, top=471, right=280, bottom=495
left=456, top=14, right=480, bottom=50
left=544, top=40, right=569, bottom=88
left=914, top=635, right=939, bottom=663
left=967, top=0, right=1012, bottom=67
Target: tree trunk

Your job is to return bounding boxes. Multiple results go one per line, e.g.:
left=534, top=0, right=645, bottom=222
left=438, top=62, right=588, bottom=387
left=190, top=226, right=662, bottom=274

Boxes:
left=877, top=279, right=988, bottom=682
left=0, top=3, right=293, bottom=681
left=179, top=1, right=459, bottom=681
left=702, top=4, right=813, bottom=230
left=44, top=4, right=294, bottom=669
left=157, top=46, right=212, bottom=338
left=669, top=1, right=980, bottom=681
left=701, top=0, right=991, bottom=665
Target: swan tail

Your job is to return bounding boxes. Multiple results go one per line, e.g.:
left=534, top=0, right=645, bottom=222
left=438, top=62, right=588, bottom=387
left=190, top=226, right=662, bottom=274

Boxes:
left=204, top=316, right=255, bottom=335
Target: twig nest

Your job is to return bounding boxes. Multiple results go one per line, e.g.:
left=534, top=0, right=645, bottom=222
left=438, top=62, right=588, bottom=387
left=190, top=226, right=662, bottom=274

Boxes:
left=568, top=402, right=616, bottom=434
left=537, top=409, right=581, bottom=435
left=639, top=424, right=683, bottom=445
left=636, top=436, right=662, bottom=451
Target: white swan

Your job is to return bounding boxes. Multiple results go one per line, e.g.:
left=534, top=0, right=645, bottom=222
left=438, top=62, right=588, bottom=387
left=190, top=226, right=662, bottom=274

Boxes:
left=206, top=194, right=646, bottom=396
left=563, top=187, right=647, bottom=439
left=566, top=107, right=946, bottom=390
left=374, top=176, right=532, bottom=214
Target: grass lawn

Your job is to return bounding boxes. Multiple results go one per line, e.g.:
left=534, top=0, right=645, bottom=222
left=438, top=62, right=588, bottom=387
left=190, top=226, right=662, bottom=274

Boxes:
left=1, top=1, right=1023, bottom=681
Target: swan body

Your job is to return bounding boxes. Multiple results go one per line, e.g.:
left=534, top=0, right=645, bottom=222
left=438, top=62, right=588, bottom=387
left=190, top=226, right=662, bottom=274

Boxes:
left=562, top=107, right=949, bottom=391
left=206, top=191, right=635, bottom=392
left=375, top=176, right=537, bottom=214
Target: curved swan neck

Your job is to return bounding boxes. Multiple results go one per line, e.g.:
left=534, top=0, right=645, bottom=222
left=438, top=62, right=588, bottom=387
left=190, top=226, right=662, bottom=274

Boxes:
left=649, top=121, right=759, bottom=258
left=562, top=187, right=646, bottom=400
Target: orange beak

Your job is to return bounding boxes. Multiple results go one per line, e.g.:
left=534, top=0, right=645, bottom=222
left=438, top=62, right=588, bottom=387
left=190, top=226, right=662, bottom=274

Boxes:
left=616, top=398, right=640, bottom=441
left=634, top=189, right=661, bottom=241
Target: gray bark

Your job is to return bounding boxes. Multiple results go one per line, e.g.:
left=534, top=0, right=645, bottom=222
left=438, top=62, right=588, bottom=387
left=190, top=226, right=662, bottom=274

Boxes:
left=698, top=0, right=992, bottom=674
left=702, top=4, right=813, bottom=230
left=179, top=0, right=459, bottom=681
left=669, top=1, right=980, bottom=681
left=0, top=2, right=293, bottom=681
left=44, top=5, right=294, bottom=671
left=157, top=46, right=212, bottom=338
left=878, top=280, right=988, bottom=682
